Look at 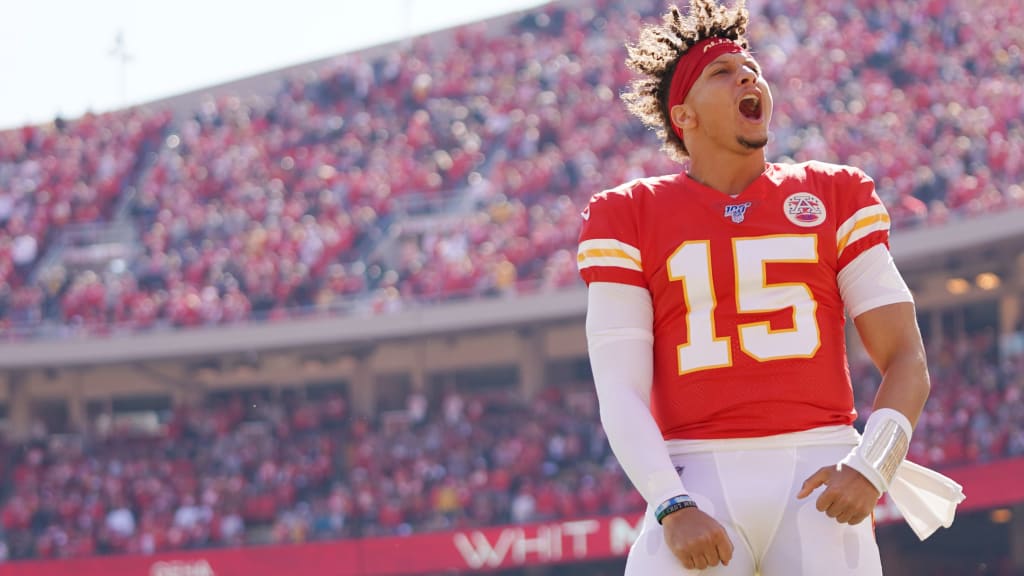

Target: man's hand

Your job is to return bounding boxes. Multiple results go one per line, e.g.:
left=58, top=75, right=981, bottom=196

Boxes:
left=662, top=507, right=733, bottom=570
left=798, top=464, right=881, bottom=525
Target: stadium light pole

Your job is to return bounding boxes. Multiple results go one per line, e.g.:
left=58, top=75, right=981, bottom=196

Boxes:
left=402, top=0, right=413, bottom=42
left=109, top=30, right=133, bottom=107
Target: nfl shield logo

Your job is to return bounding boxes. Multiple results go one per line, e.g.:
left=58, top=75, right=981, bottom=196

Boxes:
left=724, top=202, right=752, bottom=223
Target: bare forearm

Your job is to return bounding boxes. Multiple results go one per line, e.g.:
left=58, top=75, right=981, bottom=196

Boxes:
left=872, top=349, right=929, bottom=428
left=837, top=348, right=929, bottom=497
left=853, top=302, right=930, bottom=429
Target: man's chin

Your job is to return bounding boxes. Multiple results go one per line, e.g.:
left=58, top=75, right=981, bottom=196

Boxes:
left=738, top=135, right=768, bottom=150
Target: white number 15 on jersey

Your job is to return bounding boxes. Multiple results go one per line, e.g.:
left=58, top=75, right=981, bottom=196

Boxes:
left=667, top=235, right=821, bottom=375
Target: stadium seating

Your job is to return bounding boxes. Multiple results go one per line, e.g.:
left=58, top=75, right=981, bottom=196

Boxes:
left=0, top=0, right=1021, bottom=334
left=0, top=110, right=170, bottom=333
left=0, top=331, right=1020, bottom=559
left=0, top=0, right=1022, bottom=562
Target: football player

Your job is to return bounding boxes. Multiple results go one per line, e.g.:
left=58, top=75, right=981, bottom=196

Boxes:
left=579, top=1, right=961, bottom=574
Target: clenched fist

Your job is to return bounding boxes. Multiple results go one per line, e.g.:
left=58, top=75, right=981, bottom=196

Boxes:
left=662, top=507, right=734, bottom=570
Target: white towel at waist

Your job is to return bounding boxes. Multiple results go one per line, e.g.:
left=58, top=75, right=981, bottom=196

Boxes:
left=888, top=459, right=966, bottom=540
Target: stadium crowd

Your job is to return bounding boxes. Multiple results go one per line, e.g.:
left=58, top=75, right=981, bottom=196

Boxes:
left=0, top=330, right=1020, bottom=560
left=0, top=0, right=1022, bottom=335
left=0, top=0, right=1022, bottom=564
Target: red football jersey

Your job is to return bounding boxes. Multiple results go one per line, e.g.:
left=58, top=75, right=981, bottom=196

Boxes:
left=578, top=161, right=892, bottom=439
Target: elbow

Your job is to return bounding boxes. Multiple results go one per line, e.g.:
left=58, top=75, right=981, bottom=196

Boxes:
left=897, top=345, right=931, bottom=399
left=915, top=357, right=932, bottom=419
left=916, top=352, right=931, bottom=398
left=878, top=341, right=930, bottom=390
left=595, top=381, right=650, bottom=423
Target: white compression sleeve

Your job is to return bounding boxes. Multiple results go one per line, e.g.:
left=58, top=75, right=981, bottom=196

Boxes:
left=838, top=244, right=914, bottom=319
left=586, top=282, right=686, bottom=507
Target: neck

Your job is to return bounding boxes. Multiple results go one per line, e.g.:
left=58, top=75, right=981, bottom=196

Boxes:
left=686, top=148, right=767, bottom=196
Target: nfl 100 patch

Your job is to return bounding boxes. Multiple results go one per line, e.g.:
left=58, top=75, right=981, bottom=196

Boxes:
left=723, top=201, right=752, bottom=223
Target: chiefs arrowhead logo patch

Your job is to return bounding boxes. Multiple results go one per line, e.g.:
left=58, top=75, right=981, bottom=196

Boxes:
left=783, top=193, right=826, bottom=227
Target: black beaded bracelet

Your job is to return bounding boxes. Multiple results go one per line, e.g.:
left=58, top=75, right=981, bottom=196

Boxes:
left=655, top=495, right=697, bottom=524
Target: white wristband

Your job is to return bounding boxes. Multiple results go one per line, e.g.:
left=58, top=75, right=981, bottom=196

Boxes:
left=840, top=408, right=913, bottom=494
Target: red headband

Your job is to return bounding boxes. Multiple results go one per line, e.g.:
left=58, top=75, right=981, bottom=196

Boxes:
left=668, top=37, right=748, bottom=141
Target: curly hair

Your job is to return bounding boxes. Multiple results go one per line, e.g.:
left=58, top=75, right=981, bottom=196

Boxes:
left=622, top=0, right=750, bottom=162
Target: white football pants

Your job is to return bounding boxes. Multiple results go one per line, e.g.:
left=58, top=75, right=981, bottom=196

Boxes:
left=625, top=427, right=883, bottom=575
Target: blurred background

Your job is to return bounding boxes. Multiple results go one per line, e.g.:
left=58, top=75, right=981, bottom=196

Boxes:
left=0, top=0, right=1021, bottom=574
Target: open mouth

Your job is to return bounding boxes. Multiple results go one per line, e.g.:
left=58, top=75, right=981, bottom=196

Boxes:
left=739, top=94, right=762, bottom=120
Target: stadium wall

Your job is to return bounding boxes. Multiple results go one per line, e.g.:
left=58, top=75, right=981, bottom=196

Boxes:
left=3, top=458, right=1023, bottom=576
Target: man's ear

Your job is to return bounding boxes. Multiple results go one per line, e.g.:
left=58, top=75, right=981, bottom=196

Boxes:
left=670, top=103, right=696, bottom=134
